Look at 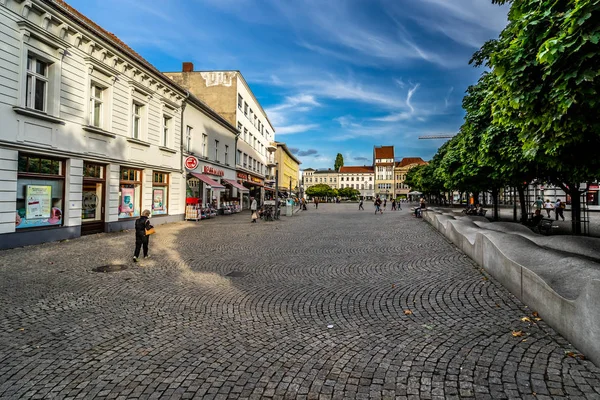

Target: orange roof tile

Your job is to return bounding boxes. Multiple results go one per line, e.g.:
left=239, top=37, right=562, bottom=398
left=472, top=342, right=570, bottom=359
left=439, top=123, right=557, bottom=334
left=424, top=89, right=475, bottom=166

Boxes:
left=397, top=157, right=428, bottom=168
left=374, top=146, right=394, bottom=159
left=339, top=166, right=374, bottom=174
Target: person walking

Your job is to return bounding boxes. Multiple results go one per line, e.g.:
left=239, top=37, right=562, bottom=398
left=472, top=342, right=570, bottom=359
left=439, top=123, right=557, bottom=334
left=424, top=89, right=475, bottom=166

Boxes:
left=383, top=199, right=387, bottom=211
left=315, top=198, right=319, bottom=209
left=534, top=196, right=543, bottom=211
left=358, top=198, right=364, bottom=210
left=555, top=199, right=565, bottom=221
left=133, top=209, right=153, bottom=262
left=391, top=199, right=396, bottom=211
left=398, top=199, right=402, bottom=210
left=250, top=196, right=258, bottom=223
left=544, top=199, right=554, bottom=218
left=374, top=196, right=382, bottom=214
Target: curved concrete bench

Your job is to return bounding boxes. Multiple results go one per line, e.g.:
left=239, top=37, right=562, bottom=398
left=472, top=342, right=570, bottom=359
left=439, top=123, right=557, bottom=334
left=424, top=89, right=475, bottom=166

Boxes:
left=423, top=208, right=600, bottom=365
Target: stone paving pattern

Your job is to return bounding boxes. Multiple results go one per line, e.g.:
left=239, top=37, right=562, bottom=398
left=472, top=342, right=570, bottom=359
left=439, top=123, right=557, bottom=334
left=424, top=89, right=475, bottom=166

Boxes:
left=1, top=204, right=599, bottom=400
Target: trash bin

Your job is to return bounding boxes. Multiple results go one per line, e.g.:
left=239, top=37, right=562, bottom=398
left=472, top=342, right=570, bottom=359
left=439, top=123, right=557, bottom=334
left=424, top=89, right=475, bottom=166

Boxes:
left=286, top=199, right=294, bottom=216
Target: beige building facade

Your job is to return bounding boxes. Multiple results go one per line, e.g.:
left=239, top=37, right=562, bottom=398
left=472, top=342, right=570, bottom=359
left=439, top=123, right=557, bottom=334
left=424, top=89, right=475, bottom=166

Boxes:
left=339, top=166, right=375, bottom=199
left=374, top=146, right=395, bottom=199
left=274, top=142, right=301, bottom=196
left=394, top=157, right=428, bottom=199
left=164, top=66, right=276, bottom=205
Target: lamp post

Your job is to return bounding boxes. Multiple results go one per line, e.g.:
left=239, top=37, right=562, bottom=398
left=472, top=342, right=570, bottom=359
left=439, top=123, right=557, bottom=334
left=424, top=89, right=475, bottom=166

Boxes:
left=289, top=177, right=292, bottom=198
left=275, top=162, right=279, bottom=209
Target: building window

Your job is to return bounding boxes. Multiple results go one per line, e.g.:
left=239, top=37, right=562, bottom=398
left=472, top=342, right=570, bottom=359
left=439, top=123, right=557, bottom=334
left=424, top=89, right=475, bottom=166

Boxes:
left=132, top=102, right=143, bottom=139
left=186, top=126, right=192, bottom=152
left=243, top=153, right=248, bottom=168
left=26, top=56, right=49, bottom=112
left=249, top=134, right=253, bottom=148
left=162, top=115, right=171, bottom=147
left=244, top=102, right=248, bottom=117
left=225, top=145, right=229, bottom=165
left=152, top=172, right=169, bottom=216
left=238, top=122, right=242, bottom=133
left=16, top=154, right=64, bottom=229
left=90, top=84, right=104, bottom=127
left=244, top=128, right=248, bottom=142
left=237, top=150, right=242, bottom=165
left=119, top=168, right=142, bottom=219
left=215, top=140, right=219, bottom=162
left=238, top=94, right=243, bottom=110
left=202, top=134, right=208, bottom=158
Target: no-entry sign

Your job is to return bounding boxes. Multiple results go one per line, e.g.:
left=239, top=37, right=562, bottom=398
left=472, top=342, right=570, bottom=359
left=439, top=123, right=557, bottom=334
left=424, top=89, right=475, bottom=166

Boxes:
left=185, top=156, right=198, bottom=170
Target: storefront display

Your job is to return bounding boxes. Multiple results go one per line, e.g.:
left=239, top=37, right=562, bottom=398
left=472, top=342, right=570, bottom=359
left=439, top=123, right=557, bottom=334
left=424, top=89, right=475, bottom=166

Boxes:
left=15, top=154, right=64, bottom=229
left=119, top=168, right=142, bottom=219
left=81, top=163, right=105, bottom=232
left=152, top=172, right=169, bottom=215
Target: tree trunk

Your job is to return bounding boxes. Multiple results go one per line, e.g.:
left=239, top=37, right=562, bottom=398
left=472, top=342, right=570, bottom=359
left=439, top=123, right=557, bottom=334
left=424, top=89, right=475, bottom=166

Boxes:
left=569, top=183, right=582, bottom=235
left=517, top=185, right=527, bottom=223
left=513, top=187, right=518, bottom=222
left=473, top=192, right=480, bottom=205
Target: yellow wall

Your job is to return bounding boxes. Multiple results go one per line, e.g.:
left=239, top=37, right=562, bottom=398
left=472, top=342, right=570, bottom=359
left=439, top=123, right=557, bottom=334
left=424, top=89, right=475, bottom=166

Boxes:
left=275, top=146, right=300, bottom=193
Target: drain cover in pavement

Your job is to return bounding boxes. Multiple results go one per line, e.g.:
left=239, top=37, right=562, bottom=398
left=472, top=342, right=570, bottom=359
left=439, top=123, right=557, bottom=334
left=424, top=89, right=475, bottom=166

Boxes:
left=93, top=265, right=128, bottom=273
left=226, top=271, right=248, bottom=277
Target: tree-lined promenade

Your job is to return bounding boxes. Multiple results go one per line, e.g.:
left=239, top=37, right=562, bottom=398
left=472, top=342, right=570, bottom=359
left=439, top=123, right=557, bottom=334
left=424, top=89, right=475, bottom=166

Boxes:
left=406, top=0, right=600, bottom=234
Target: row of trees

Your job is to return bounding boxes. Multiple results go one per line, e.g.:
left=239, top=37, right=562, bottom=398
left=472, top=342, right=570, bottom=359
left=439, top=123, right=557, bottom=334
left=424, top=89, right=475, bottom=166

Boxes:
left=406, top=0, right=600, bottom=234
left=305, top=184, right=361, bottom=200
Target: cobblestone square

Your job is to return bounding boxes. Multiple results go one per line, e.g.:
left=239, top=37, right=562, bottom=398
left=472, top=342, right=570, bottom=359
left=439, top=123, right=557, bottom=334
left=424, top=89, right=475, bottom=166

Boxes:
left=1, top=204, right=599, bottom=399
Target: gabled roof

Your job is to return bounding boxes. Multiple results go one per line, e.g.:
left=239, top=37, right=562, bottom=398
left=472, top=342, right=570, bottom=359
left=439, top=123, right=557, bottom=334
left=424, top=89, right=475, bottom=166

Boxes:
left=396, top=157, right=428, bottom=168
left=314, top=169, right=336, bottom=174
left=339, top=166, right=374, bottom=174
left=303, top=168, right=315, bottom=171
left=374, top=146, right=394, bottom=159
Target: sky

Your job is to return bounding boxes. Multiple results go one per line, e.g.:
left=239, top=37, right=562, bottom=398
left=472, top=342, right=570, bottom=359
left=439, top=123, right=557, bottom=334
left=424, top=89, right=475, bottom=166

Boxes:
left=68, top=0, right=509, bottom=169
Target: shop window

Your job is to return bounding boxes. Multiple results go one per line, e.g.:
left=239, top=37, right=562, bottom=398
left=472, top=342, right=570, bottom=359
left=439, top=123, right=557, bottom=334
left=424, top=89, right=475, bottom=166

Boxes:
left=152, top=172, right=169, bottom=216
left=119, top=168, right=142, bottom=219
left=16, top=154, right=64, bottom=229
left=82, top=163, right=104, bottom=223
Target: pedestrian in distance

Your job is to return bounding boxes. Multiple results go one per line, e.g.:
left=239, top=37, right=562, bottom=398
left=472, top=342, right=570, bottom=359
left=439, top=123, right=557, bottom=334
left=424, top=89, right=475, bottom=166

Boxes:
left=555, top=199, right=565, bottom=221
left=534, top=196, right=543, bottom=211
left=133, top=209, right=153, bottom=262
left=398, top=199, right=402, bottom=210
left=391, top=199, right=396, bottom=211
left=250, top=196, right=258, bottom=223
left=544, top=199, right=554, bottom=217
left=315, top=198, right=319, bottom=209
left=374, top=196, right=382, bottom=214
left=383, top=199, right=387, bottom=211
left=358, top=198, right=364, bottom=210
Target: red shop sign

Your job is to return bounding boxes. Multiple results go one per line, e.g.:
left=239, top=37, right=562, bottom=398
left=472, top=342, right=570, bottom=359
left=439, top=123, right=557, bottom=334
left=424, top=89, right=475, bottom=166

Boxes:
left=203, top=165, right=224, bottom=176
left=184, top=156, right=198, bottom=170
left=237, top=172, right=248, bottom=180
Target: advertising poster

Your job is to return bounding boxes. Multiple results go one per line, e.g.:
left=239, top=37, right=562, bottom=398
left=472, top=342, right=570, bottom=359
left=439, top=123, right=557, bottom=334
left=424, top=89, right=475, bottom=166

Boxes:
left=121, top=187, right=135, bottom=213
left=26, top=185, right=52, bottom=219
left=153, top=189, right=164, bottom=211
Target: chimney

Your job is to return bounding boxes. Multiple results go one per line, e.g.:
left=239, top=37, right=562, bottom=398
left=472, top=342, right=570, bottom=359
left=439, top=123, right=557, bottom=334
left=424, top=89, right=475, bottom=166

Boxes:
left=182, top=62, right=193, bottom=72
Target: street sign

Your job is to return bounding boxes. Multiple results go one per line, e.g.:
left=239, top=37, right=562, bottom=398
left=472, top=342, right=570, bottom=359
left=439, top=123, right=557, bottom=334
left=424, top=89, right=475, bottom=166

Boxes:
left=184, top=156, right=198, bottom=170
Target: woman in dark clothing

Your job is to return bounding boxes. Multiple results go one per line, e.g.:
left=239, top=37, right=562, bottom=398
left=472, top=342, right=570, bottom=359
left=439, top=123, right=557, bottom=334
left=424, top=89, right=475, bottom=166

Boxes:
left=133, top=209, right=152, bottom=262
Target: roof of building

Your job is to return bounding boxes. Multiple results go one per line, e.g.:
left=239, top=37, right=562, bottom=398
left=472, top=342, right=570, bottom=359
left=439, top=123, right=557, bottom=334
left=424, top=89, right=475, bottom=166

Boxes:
left=339, top=166, right=374, bottom=174
left=302, top=168, right=315, bottom=171
left=48, top=0, right=185, bottom=95
left=374, top=146, right=395, bottom=159
left=275, top=142, right=301, bottom=165
left=396, top=157, right=428, bottom=168
left=314, top=168, right=336, bottom=174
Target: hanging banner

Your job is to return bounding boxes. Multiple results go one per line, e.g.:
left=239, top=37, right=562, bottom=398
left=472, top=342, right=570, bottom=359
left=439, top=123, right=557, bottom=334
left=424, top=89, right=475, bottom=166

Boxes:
left=26, top=185, right=52, bottom=219
left=153, top=189, right=164, bottom=211
left=121, top=187, right=135, bottom=213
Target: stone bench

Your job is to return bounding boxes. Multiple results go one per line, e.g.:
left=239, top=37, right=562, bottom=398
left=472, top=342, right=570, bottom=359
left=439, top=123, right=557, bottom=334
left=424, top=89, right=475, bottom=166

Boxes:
left=423, top=208, right=600, bottom=365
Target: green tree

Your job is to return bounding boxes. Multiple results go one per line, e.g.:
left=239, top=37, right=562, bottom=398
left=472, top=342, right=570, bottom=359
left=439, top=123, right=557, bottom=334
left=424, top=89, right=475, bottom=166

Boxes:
left=334, top=153, right=344, bottom=171
left=473, top=0, right=600, bottom=233
left=305, top=184, right=331, bottom=198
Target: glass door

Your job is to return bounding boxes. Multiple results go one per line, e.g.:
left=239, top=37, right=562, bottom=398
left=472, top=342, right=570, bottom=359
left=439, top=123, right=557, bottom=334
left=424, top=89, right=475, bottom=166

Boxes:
left=81, top=163, right=105, bottom=234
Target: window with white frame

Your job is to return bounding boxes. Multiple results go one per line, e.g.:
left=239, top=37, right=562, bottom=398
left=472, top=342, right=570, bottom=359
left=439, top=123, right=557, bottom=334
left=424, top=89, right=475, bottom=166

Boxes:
left=238, top=122, right=242, bottom=134
left=225, top=145, right=229, bottom=165
left=215, top=140, right=219, bottom=162
left=244, top=128, right=248, bottom=142
left=243, top=153, right=248, bottom=168
left=244, top=102, right=248, bottom=117
left=132, top=102, right=143, bottom=139
left=26, top=56, right=49, bottom=112
left=186, top=126, right=192, bottom=152
left=90, top=84, right=104, bottom=127
left=237, top=150, right=242, bottom=165
left=238, top=94, right=243, bottom=110
left=202, top=133, right=208, bottom=157
left=162, top=115, right=171, bottom=147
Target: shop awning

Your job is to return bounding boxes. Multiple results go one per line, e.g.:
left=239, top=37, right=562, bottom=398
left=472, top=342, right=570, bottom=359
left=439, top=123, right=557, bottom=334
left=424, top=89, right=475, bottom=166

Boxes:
left=223, top=179, right=249, bottom=193
left=264, top=187, right=275, bottom=192
left=190, top=173, right=225, bottom=190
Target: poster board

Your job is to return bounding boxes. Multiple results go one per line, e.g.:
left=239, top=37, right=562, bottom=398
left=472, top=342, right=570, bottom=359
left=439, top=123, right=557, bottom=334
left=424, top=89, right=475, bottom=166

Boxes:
left=121, top=187, right=135, bottom=213
left=153, top=189, right=164, bottom=211
left=26, top=185, right=52, bottom=219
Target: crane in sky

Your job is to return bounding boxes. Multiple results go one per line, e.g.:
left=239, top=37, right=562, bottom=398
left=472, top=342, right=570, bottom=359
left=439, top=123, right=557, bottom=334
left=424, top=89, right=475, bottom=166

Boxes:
left=418, top=135, right=455, bottom=139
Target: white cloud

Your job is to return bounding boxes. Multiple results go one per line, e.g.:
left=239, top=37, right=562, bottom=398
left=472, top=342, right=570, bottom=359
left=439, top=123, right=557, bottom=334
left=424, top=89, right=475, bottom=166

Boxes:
left=276, top=124, right=319, bottom=135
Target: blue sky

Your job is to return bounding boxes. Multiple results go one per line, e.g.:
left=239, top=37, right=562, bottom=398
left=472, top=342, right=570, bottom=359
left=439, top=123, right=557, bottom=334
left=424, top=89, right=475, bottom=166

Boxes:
left=68, top=0, right=509, bottom=169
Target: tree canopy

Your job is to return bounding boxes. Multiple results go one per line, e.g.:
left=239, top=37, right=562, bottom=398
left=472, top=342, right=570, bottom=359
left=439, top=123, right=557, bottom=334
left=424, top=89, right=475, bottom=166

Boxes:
left=334, top=153, right=344, bottom=172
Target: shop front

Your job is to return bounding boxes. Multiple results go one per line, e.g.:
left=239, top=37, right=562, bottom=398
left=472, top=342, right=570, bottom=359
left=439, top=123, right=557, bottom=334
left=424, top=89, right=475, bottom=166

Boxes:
left=81, top=162, right=106, bottom=235
left=237, top=172, right=264, bottom=207
left=184, top=157, right=237, bottom=213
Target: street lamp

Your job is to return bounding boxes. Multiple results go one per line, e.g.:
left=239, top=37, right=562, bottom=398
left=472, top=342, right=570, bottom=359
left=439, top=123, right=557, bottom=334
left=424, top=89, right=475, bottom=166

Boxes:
left=275, top=162, right=279, bottom=208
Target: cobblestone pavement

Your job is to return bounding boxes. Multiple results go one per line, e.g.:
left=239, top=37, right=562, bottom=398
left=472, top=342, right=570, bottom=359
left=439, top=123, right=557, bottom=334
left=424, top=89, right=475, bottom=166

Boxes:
left=1, top=204, right=599, bottom=400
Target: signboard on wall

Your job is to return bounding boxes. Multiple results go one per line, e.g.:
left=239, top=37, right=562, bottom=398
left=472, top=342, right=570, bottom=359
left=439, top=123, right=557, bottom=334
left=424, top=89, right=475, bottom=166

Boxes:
left=26, top=185, right=52, bottom=219
left=237, top=172, right=248, bottom=181
left=153, top=189, right=164, bottom=211
left=203, top=165, right=224, bottom=176
left=185, top=156, right=199, bottom=170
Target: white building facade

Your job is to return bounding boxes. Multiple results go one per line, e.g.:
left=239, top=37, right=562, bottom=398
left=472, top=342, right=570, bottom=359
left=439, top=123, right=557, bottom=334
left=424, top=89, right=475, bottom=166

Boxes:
left=0, top=0, right=186, bottom=249
left=339, top=166, right=375, bottom=200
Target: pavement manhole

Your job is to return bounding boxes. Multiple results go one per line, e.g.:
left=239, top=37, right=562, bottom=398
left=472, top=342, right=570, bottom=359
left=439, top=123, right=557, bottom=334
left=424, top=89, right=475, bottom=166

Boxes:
left=93, top=265, right=128, bottom=273
left=226, top=271, right=248, bottom=277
